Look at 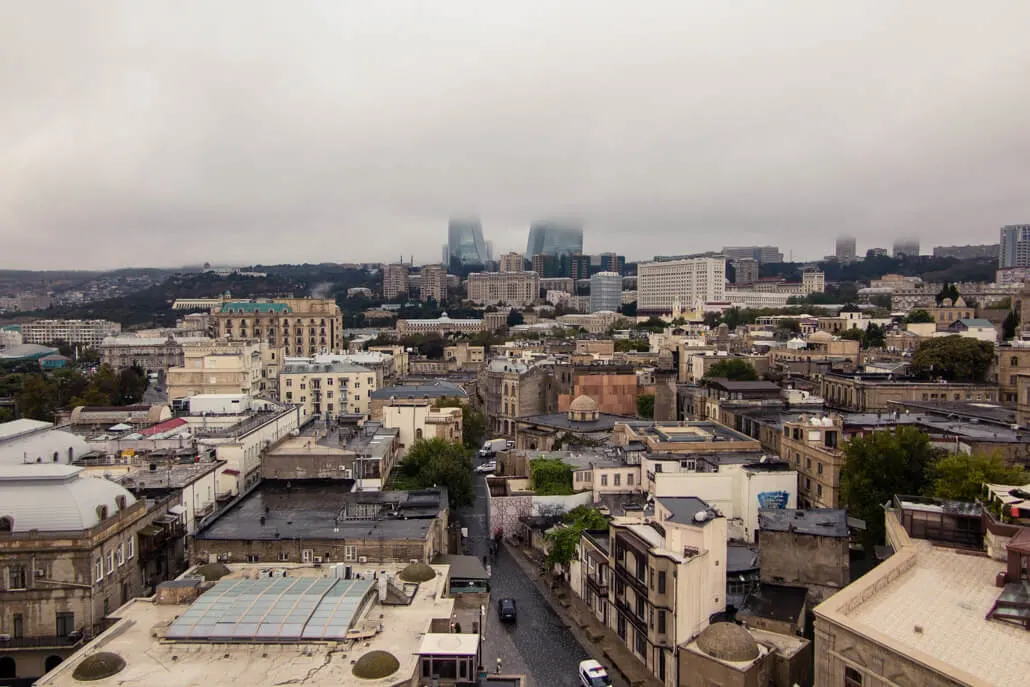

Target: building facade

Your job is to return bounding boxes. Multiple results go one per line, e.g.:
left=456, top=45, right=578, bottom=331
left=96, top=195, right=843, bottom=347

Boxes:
left=99, top=335, right=210, bottom=374
left=419, top=265, right=447, bottom=303
left=498, top=252, right=525, bottom=273
left=279, top=361, right=377, bottom=419
left=20, top=320, right=122, bottom=349
left=999, top=224, right=1030, bottom=268
left=834, top=237, right=856, bottom=263
left=526, top=221, right=583, bottom=257
left=802, top=269, right=825, bottom=294
left=730, top=259, right=759, bottom=285
left=209, top=298, right=344, bottom=357
left=395, top=313, right=485, bottom=336
left=446, top=218, right=489, bottom=267
left=892, top=239, right=920, bottom=258
left=779, top=415, right=844, bottom=509
left=638, top=257, right=726, bottom=314
left=589, top=272, right=622, bottom=313
left=166, top=341, right=276, bottom=401
left=466, top=271, right=540, bottom=306
left=382, top=263, right=410, bottom=300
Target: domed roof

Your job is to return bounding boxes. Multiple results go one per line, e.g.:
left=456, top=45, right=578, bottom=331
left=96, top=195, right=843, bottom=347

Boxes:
left=398, top=562, right=436, bottom=583
left=695, top=623, right=760, bottom=662
left=808, top=330, right=834, bottom=342
left=0, top=465, right=136, bottom=533
left=569, top=395, right=599, bottom=413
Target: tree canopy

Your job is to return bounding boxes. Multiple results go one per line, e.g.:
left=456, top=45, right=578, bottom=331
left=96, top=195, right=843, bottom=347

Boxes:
left=13, top=365, right=148, bottom=422
left=530, top=457, right=574, bottom=495
left=928, top=452, right=1029, bottom=502
left=903, top=309, right=934, bottom=324
left=840, top=426, right=942, bottom=547
left=704, top=359, right=759, bottom=381
left=506, top=310, right=524, bottom=327
left=545, top=506, right=609, bottom=568
left=910, top=336, right=994, bottom=382
left=636, top=393, right=655, bottom=419
left=392, top=438, right=473, bottom=508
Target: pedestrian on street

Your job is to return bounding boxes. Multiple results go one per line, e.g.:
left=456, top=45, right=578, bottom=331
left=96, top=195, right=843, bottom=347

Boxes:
left=496, top=657, right=502, bottom=674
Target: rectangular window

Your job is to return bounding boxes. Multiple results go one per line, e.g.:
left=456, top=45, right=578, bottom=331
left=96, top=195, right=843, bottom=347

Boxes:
left=116, top=544, right=124, bottom=566
left=285, top=392, right=293, bottom=401
left=276, top=552, right=290, bottom=562
left=247, top=554, right=260, bottom=562
left=95, top=559, right=104, bottom=582
left=56, top=611, right=75, bottom=636
left=106, top=552, right=114, bottom=575
left=657, top=571, right=666, bottom=594
left=635, top=629, right=646, bottom=657
left=8, top=565, right=27, bottom=590
left=658, top=610, right=666, bottom=634
left=601, top=474, right=608, bottom=486
left=327, top=391, right=333, bottom=399
left=127, top=537, right=134, bottom=560
left=844, top=667, right=863, bottom=687
left=286, top=379, right=292, bottom=387
left=614, top=474, right=621, bottom=487
left=344, top=545, right=357, bottom=562
left=627, top=473, right=634, bottom=486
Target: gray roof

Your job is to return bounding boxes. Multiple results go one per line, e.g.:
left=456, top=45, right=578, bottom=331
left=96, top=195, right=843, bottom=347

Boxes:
left=657, top=496, right=717, bottom=526
left=758, top=508, right=848, bottom=537
left=0, top=465, right=137, bottom=532
left=281, top=361, right=372, bottom=375
left=517, top=412, right=628, bottom=433
left=434, top=554, right=489, bottom=580
left=371, top=380, right=467, bottom=400
left=0, top=422, right=92, bottom=466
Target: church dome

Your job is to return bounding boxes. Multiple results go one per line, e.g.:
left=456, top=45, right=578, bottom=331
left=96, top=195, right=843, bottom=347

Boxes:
left=0, top=465, right=137, bottom=533
left=696, top=623, right=760, bottom=662
left=568, top=395, right=600, bottom=422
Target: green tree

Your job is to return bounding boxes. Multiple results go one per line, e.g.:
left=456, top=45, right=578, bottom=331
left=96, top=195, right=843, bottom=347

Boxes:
left=15, top=374, right=58, bottom=421
left=1003, top=310, right=1021, bottom=341
left=903, top=309, right=934, bottom=324
left=840, top=427, right=942, bottom=547
left=910, top=336, right=994, bottom=382
left=863, top=323, right=886, bottom=349
left=433, top=398, right=486, bottom=450
left=615, top=339, right=649, bottom=353
left=704, top=359, right=759, bottom=381
left=115, top=366, right=148, bottom=405
left=506, top=310, right=524, bottom=327
left=393, top=438, right=474, bottom=508
left=839, top=329, right=864, bottom=343
left=636, top=393, right=655, bottom=419
left=545, top=506, right=609, bottom=568
left=634, top=317, right=667, bottom=333
left=530, top=457, right=574, bottom=495
left=928, top=452, right=1029, bottom=502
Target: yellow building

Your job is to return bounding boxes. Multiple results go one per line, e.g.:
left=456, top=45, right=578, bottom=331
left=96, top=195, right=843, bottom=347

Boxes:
left=166, top=341, right=277, bottom=401
left=209, top=298, right=344, bottom=357
left=279, top=361, right=378, bottom=419
left=382, top=399, right=463, bottom=453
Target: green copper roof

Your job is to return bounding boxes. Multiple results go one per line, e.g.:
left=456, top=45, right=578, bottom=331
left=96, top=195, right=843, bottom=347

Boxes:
left=219, top=302, right=292, bottom=314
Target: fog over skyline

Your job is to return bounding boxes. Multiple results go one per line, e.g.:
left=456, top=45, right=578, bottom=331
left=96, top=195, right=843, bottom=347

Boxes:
left=2, top=1, right=1029, bottom=270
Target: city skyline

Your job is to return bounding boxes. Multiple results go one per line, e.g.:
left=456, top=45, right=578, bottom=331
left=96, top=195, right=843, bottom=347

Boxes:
left=2, top=2, right=1028, bottom=270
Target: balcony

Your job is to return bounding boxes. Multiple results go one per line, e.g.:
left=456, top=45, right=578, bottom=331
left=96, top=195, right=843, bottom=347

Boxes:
left=612, top=564, right=648, bottom=596
left=585, top=573, right=609, bottom=595
left=0, top=632, right=85, bottom=651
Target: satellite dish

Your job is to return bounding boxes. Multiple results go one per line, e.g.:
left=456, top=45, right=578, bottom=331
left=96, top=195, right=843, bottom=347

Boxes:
left=693, top=511, right=709, bottom=523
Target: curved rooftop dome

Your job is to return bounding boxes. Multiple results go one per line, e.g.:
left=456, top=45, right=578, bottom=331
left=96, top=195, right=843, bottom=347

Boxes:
left=569, top=395, right=599, bottom=413
left=0, top=465, right=136, bottom=533
left=696, top=623, right=760, bottom=662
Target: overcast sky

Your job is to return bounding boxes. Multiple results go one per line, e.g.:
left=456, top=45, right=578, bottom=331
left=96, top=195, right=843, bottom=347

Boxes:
left=2, top=1, right=1029, bottom=270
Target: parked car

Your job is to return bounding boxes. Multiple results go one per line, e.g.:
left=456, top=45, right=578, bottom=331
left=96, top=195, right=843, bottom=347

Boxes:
left=497, top=597, right=517, bottom=622
left=474, top=461, right=497, bottom=474
left=578, top=659, right=612, bottom=687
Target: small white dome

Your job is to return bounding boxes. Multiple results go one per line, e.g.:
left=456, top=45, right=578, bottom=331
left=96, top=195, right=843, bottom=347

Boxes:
left=0, top=465, right=136, bottom=532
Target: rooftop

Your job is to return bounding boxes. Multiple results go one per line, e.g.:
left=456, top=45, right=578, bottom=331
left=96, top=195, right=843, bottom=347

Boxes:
left=282, top=361, right=372, bottom=375
left=517, top=411, right=628, bottom=433
left=120, top=460, right=223, bottom=491
left=657, top=496, right=718, bottom=526
left=36, top=563, right=460, bottom=687
left=370, top=380, right=467, bottom=400
left=816, top=542, right=1030, bottom=687
left=195, top=482, right=446, bottom=543
left=758, top=508, right=849, bottom=537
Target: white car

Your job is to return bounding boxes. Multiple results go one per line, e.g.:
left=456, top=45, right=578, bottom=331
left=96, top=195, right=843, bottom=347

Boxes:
left=578, top=659, right=612, bottom=687
left=474, top=461, right=496, bottom=474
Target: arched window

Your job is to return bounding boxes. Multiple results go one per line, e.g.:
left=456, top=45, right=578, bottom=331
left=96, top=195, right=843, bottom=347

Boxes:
left=415, top=428, right=423, bottom=440
left=1012, top=356, right=1020, bottom=367
left=45, top=655, right=63, bottom=672
left=0, top=516, right=13, bottom=532
left=96, top=505, right=109, bottom=521
left=68, top=447, right=74, bottom=462
left=0, top=657, right=16, bottom=679
left=53, top=451, right=59, bottom=463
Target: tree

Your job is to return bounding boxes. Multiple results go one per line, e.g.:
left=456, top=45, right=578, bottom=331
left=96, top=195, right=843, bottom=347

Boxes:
left=530, top=457, right=573, bottom=495
left=929, top=452, right=1028, bottom=502
left=840, top=426, right=942, bottom=547
left=636, top=393, right=655, bottom=419
left=16, top=374, right=59, bottom=421
left=393, top=438, right=474, bottom=508
left=545, top=506, right=609, bottom=568
left=506, top=310, right=524, bottom=327
left=433, top=398, right=486, bottom=450
left=936, top=282, right=960, bottom=305
left=910, top=336, right=994, bottom=382
left=615, top=339, right=649, bottom=353
left=1003, top=310, right=1021, bottom=340
left=704, top=359, right=759, bottom=381
left=903, top=309, right=934, bottom=324
left=863, top=323, right=886, bottom=349
left=634, top=317, right=667, bottom=333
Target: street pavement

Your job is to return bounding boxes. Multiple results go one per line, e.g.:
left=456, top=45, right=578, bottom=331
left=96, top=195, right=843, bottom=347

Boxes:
left=459, top=477, right=626, bottom=687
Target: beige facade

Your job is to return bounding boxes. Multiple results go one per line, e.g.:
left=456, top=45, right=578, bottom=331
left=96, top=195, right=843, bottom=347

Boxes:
left=478, top=360, right=555, bottom=436
left=637, top=257, right=726, bottom=314
left=382, top=400, right=463, bottom=453
left=396, top=314, right=485, bottom=336
left=466, top=271, right=539, bottom=306
left=209, top=298, right=344, bottom=357
left=929, top=296, right=974, bottom=328
left=802, top=269, right=825, bottom=294
left=19, top=319, right=121, bottom=349
left=166, top=341, right=278, bottom=401
left=419, top=265, right=447, bottom=303
left=779, top=416, right=844, bottom=508
left=99, top=335, right=211, bottom=373
left=996, top=344, right=1030, bottom=404
left=194, top=405, right=300, bottom=496
left=820, top=373, right=997, bottom=411
left=382, top=263, right=409, bottom=300
left=279, top=361, right=377, bottom=419
left=498, top=252, right=525, bottom=272
left=444, top=343, right=485, bottom=368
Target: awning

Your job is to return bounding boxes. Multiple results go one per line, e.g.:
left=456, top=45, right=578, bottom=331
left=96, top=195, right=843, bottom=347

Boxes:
left=222, top=468, right=240, bottom=476
left=168, top=505, right=187, bottom=516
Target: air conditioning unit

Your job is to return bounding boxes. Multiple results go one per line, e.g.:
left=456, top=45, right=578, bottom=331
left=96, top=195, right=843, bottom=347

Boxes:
left=35, top=569, right=46, bottom=578
left=342, top=469, right=352, bottom=479
left=313, top=556, right=323, bottom=563
left=358, top=556, right=368, bottom=564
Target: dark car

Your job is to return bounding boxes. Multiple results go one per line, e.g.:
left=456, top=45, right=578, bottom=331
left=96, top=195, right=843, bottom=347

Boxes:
left=497, top=597, right=517, bottom=622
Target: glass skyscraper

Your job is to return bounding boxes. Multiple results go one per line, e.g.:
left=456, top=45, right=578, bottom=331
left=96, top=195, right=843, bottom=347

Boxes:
left=446, top=218, right=488, bottom=267
left=526, top=221, right=583, bottom=258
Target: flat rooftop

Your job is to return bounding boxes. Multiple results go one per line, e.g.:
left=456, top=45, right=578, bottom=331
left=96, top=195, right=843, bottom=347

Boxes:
left=817, top=544, right=1030, bottom=687
left=196, top=482, right=445, bottom=543
left=120, top=460, right=222, bottom=490
left=623, top=420, right=757, bottom=444
left=36, top=563, right=458, bottom=687
left=759, top=508, right=849, bottom=537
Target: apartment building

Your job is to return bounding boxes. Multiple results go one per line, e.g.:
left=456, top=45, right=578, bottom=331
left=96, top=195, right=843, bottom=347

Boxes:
left=382, top=263, right=410, bottom=300
left=637, top=257, right=725, bottom=314
left=820, top=372, right=998, bottom=411
left=395, top=313, right=485, bottom=336
left=998, top=344, right=1030, bottom=404
left=166, top=341, right=277, bottom=401
left=723, top=290, right=792, bottom=309
left=99, top=334, right=210, bottom=373
left=779, top=415, right=844, bottom=508
left=278, top=360, right=378, bottom=419
left=466, top=271, right=540, bottom=306
left=730, top=258, right=759, bottom=284
left=606, top=498, right=727, bottom=686
left=478, top=358, right=555, bottom=436
left=209, top=298, right=344, bottom=357
left=802, top=269, right=825, bottom=294
left=498, top=252, right=525, bottom=272
left=19, top=319, right=121, bottom=348
left=589, top=272, right=622, bottom=313
left=419, top=264, right=447, bottom=303
left=382, top=400, right=463, bottom=452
